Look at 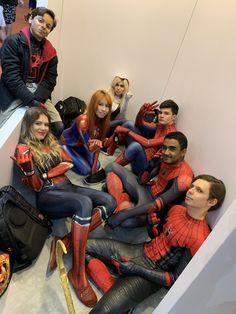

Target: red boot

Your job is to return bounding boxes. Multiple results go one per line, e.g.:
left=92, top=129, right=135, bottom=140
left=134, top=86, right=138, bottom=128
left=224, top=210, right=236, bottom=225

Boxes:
left=87, top=258, right=116, bottom=293
left=68, top=222, right=97, bottom=307
left=89, top=206, right=108, bottom=232
left=48, top=232, right=71, bottom=272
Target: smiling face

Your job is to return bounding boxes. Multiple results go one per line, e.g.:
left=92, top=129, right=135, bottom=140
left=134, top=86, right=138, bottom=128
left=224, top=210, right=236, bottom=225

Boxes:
left=95, top=99, right=110, bottom=119
left=29, top=13, right=54, bottom=41
left=185, top=179, right=217, bottom=212
left=31, top=114, right=50, bottom=140
left=158, top=108, right=176, bottom=125
left=161, top=138, right=186, bottom=165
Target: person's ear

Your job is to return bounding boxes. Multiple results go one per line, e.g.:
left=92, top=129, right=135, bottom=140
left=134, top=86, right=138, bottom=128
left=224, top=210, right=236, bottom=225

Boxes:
left=172, top=114, right=177, bottom=122
left=181, top=148, right=187, bottom=158
left=208, top=198, right=217, bottom=208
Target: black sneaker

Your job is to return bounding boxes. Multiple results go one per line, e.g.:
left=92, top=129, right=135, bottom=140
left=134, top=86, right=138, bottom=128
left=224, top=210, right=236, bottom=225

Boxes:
left=84, top=168, right=106, bottom=185
left=101, top=146, right=109, bottom=156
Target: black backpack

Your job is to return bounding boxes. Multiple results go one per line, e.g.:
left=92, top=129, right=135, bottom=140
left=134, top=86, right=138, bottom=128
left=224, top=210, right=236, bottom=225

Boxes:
left=55, top=96, right=87, bottom=129
left=0, top=185, right=52, bottom=272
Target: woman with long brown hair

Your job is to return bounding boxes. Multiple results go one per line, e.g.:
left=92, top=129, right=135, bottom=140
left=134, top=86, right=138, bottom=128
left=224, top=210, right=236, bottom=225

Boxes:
left=12, top=107, right=116, bottom=308
left=60, top=89, right=112, bottom=175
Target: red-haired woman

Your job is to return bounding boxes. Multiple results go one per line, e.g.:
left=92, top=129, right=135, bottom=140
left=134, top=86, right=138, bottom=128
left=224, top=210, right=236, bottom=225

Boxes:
left=60, top=90, right=112, bottom=175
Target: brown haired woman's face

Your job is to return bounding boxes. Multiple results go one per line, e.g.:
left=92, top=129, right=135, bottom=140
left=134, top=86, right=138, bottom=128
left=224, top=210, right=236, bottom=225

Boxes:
left=114, top=80, right=125, bottom=97
left=95, top=99, right=110, bottom=119
left=31, top=114, right=50, bottom=140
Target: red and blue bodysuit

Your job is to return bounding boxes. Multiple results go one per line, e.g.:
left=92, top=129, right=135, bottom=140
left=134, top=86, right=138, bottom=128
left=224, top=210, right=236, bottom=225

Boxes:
left=60, top=114, right=100, bottom=175
left=86, top=205, right=210, bottom=314
left=14, top=144, right=116, bottom=226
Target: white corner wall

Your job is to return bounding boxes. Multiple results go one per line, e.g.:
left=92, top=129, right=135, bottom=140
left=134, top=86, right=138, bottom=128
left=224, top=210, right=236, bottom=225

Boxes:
left=0, top=109, right=26, bottom=187
left=48, top=0, right=197, bottom=105
left=43, top=0, right=236, bottom=312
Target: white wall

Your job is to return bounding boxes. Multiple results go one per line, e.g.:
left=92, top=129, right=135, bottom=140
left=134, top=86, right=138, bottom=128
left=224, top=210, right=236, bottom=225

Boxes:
left=48, top=0, right=197, bottom=107
left=0, top=109, right=26, bottom=187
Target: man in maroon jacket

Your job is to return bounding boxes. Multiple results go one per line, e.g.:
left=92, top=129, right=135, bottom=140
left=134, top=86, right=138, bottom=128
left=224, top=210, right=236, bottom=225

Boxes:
left=0, top=7, right=63, bottom=137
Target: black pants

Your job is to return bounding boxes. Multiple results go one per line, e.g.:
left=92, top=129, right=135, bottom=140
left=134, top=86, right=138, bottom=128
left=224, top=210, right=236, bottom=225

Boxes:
left=87, top=238, right=161, bottom=314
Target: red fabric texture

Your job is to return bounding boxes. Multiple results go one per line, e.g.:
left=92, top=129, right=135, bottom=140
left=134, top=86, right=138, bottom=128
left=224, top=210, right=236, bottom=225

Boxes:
left=144, top=205, right=210, bottom=262
left=87, top=258, right=116, bottom=293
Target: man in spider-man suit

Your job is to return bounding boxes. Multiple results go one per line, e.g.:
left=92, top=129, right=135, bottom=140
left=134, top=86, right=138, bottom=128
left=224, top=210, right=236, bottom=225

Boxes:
left=85, top=174, right=226, bottom=314
left=105, top=131, right=194, bottom=230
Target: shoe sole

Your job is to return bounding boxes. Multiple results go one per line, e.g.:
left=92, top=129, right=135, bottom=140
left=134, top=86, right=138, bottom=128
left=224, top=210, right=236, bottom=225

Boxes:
left=83, top=178, right=106, bottom=185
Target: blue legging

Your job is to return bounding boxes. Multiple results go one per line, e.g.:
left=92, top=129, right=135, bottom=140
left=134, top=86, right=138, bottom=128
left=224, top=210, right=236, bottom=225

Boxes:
left=123, top=120, right=157, bottom=139
left=37, top=180, right=116, bottom=224
left=62, top=145, right=100, bottom=176
left=124, top=141, right=148, bottom=174
left=120, top=121, right=150, bottom=174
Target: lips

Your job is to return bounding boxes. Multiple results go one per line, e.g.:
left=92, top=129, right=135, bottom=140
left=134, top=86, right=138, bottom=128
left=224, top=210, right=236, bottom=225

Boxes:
left=38, top=30, right=46, bottom=37
left=185, top=195, right=192, bottom=201
left=163, top=155, right=171, bottom=160
left=37, top=132, right=46, bottom=137
left=98, top=112, right=106, bottom=117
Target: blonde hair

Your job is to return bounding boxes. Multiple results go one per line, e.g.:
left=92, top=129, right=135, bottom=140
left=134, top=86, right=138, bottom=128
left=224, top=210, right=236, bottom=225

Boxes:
left=20, top=107, right=61, bottom=170
left=111, top=76, right=129, bottom=97
left=86, top=90, right=112, bottom=140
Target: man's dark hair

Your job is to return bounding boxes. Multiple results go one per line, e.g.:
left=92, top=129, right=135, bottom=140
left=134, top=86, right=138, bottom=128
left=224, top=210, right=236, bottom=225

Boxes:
left=193, top=175, right=226, bottom=211
left=160, top=99, right=179, bottom=115
left=30, top=7, right=57, bottom=30
left=164, top=131, right=188, bottom=150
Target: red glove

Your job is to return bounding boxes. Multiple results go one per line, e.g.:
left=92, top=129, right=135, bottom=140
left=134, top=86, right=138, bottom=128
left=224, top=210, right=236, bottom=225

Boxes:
left=11, top=144, right=34, bottom=176
left=103, top=134, right=120, bottom=156
left=114, top=125, right=130, bottom=135
left=135, top=101, right=159, bottom=126
left=147, top=203, right=160, bottom=225
left=147, top=212, right=160, bottom=226
left=88, top=139, right=103, bottom=152
left=139, top=101, right=159, bottom=114
left=111, top=256, right=130, bottom=275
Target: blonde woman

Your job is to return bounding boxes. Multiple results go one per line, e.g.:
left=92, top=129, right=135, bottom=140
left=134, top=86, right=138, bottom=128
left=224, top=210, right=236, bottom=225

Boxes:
left=109, top=76, right=132, bottom=120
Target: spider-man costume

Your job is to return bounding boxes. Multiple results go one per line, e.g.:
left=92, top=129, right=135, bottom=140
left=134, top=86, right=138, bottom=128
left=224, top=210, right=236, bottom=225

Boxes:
left=60, top=114, right=101, bottom=175
left=105, top=159, right=193, bottom=229
left=86, top=205, right=210, bottom=314
left=114, top=123, right=177, bottom=175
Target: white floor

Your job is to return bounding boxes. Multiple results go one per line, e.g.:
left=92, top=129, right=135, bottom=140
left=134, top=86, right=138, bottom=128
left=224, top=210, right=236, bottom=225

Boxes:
left=0, top=150, right=164, bottom=314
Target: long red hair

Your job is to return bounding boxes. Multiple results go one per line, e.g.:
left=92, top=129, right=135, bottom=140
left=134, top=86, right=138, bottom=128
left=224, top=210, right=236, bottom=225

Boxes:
left=87, top=90, right=112, bottom=140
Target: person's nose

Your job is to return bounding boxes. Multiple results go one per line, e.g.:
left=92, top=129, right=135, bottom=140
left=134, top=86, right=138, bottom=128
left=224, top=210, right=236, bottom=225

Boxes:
left=40, top=22, right=46, bottom=29
left=164, top=148, right=170, bottom=155
left=188, top=187, right=194, bottom=195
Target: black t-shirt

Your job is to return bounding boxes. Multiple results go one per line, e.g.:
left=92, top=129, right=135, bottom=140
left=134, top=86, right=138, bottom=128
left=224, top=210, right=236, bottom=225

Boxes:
left=27, top=33, right=43, bottom=83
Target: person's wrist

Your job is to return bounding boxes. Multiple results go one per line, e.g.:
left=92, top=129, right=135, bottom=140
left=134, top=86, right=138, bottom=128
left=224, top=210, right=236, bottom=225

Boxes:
left=23, top=170, right=34, bottom=176
left=30, top=100, right=41, bottom=107
left=42, top=173, right=48, bottom=180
